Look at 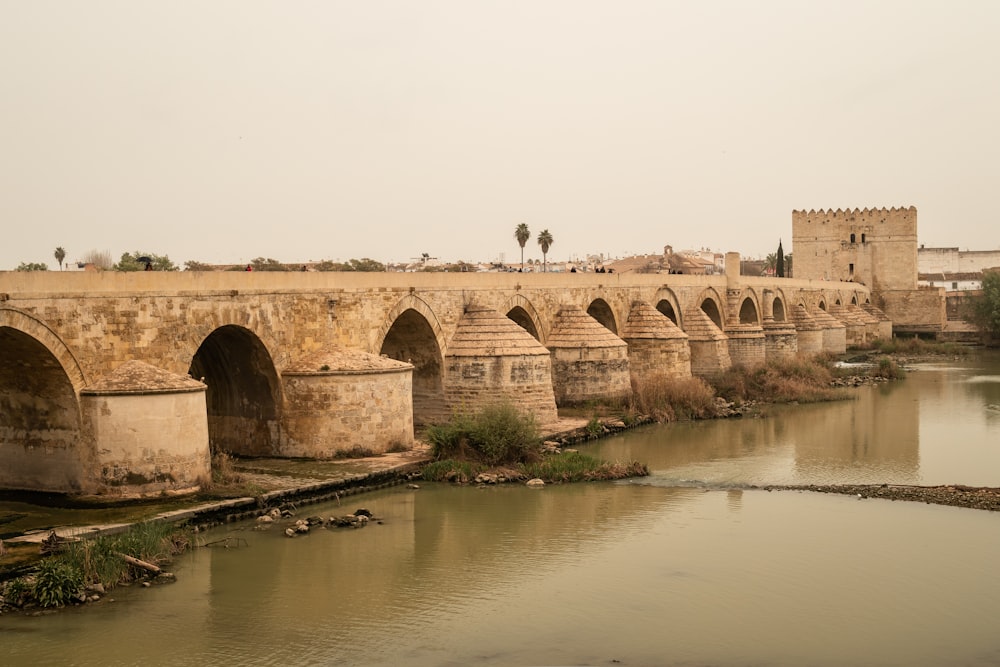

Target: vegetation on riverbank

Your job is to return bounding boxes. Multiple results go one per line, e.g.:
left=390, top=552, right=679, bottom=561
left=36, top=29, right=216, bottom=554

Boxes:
left=1, top=522, right=187, bottom=612
left=422, top=401, right=648, bottom=484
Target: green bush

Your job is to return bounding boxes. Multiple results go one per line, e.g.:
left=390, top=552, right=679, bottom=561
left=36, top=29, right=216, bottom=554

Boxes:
left=62, top=521, right=185, bottom=588
left=3, top=577, right=31, bottom=607
left=426, top=401, right=541, bottom=466
left=421, top=459, right=478, bottom=483
left=522, top=452, right=649, bottom=483
left=33, top=559, right=83, bottom=608
left=872, top=356, right=904, bottom=379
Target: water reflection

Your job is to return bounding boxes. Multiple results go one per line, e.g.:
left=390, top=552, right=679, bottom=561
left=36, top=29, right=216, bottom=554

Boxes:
left=589, top=353, right=1000, bottom=487
left=4, top=352, right=1000, bottom=667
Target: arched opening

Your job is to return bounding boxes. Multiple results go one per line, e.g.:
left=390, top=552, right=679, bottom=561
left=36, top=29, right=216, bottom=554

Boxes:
left=0, top=327, right=84, bottom=492
left=851, top=295, right=858, bottom=306
left=835, top=299, right=842, bottom=306
left=773, top=297, right=786, bottom=322
left=818, top=301, right=827, bottom=311
left=380, top=308, right=444, bottom=426
left=189, top=325, right=281, bottom=457
left=507, top=306, right=540, bottom=341
left=586, top=299, right=617, bottom=334
left=700, top=299, right=723, bottom=329
left=655, top=300, right=678, bottom=325
left=738, top=297, right=759, bottom=325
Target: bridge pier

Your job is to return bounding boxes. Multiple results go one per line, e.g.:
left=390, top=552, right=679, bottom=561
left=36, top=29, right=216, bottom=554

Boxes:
left=790, top=304, right=824, bottom=357
left=443, top=306, right=558, bottom=425
left=547, top=306, right=632, bottom=406
left=810, top=306, right=848, bottom=354
left=683, top=306, right=732, bottom=378
left=621, top=301, right=691, bottom=381
left=79, top=361, right=210, bottom=497
left=280, top=349, right=414, bottom=458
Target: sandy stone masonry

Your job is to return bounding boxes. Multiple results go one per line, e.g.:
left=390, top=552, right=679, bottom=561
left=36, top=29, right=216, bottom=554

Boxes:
left=0, top=265, right=877, bottom=495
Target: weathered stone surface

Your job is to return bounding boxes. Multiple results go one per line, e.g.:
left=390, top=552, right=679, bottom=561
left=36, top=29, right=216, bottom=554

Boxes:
left=622, top=301, right=691, bottom=380
left=547, top=306, right=631, bottom=406
left=0, top=270, right=878, bottom=494
left=443, top=306, right=558, bottom=425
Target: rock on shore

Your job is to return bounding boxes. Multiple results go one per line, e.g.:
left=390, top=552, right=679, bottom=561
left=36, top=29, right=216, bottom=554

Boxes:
left=768, top=484, right=1000, bottom=512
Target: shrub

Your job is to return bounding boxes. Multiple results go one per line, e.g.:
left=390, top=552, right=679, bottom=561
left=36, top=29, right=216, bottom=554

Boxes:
left=3, top=577, right=31, bottom=607
left=426, top=401, right=541, bottom=466
left=210, top=451, right=244, bottom=487
left=33, top=559, right=83, bottom=608
left=871, top=356, right=904, bottom=380
left=585, top=416, right=603, bottom=437
left=522, top=452, right=649, bottom=483
left=62, top=521, right=185, bottom=588
left=630, top=373, right=718, bottom=422
left=714, top=358, right=839, bottom=404
left=421, top=459, right=478, bottom=483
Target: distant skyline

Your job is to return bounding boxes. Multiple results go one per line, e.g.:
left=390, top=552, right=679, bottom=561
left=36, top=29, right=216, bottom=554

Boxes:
left=2, top=1, right=999, bottom=270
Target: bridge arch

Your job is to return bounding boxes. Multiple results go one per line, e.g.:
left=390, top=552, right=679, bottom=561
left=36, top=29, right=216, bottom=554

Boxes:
left=378, top=295, right=447, bottom=425
left=696, top=288, right=726, bottom=329
left=189, top=325, right=282, bottom=457
left=0, top=307, right=87, bottom=392
left=502, top=294, right=544, bottom=342
left=586, top=298, right=618, bottom=334
left=0, top=308, right=88, bottom=492
left=734, top=289, right=762, bottom=325
left=652, top=287, right=683, bottom=328
left=769, top=288, right=789, bottom=322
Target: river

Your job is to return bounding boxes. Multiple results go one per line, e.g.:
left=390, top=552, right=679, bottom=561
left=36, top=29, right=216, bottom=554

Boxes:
left=3, top=353, right=1000, bottom=666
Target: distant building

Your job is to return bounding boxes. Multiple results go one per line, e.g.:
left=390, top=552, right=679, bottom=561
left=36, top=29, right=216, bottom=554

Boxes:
left=792, top=206, right=945, bottom=335
left=918, top=246, right=1000, bottom=275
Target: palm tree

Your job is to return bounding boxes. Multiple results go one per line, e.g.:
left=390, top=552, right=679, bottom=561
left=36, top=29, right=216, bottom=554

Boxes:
left=54, top=247, right=66, bottom=271
left=514, top=223, right=530, bottom=271
left=537, top=229, right=553, bottom=272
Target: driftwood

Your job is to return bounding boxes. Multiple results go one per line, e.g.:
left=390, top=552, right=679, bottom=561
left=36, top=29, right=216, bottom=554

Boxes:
left=117, top=552, right=161, bottom=574
left=40, top=530, right=78, bottom=555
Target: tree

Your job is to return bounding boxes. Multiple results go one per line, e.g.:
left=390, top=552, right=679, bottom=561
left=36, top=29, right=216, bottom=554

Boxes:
left=776, top=240, right=785, bottom=278
left=345, top=258, right=386, bottom=272
left=537, top=229, right=553, bottom=272
left=184, top=260, right=215, bottom=271
left=54, top=247, right=66, bottom=271
left=15, top=261, right=48, bottom=271
left=763, top=253, right=777, bottom=275
left=968, top=271, right=1000, bottom=340
left=250, top=257, right=289, bottom=271
left=113, top=252, right=178, bottom=272
left=514, top=223, right=530, bottom=271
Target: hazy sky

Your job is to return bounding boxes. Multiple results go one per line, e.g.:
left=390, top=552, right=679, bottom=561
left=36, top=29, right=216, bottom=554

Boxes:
left=2, top=1, right=999, bottom=270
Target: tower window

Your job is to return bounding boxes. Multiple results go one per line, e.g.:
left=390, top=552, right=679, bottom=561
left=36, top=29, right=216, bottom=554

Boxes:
left=850, top=233, right=856, bottom=243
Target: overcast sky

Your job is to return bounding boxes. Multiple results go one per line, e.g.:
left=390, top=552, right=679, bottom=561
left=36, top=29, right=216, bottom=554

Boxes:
left=2, top=1, right=998, bottom=270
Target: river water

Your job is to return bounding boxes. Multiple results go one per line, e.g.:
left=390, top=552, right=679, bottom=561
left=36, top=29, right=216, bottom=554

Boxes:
left=3, top=354, right=1000, bottom=667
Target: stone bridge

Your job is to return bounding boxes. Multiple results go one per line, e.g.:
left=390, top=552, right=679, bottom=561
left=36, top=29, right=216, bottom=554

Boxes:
left=0, top=257, right=886, bottom=497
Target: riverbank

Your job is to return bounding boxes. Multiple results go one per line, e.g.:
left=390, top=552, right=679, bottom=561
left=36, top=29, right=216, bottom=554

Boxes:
left=767, top=484, right=1000, bottom=512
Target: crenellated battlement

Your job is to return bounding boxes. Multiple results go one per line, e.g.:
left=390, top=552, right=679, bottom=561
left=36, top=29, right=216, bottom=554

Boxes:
left=792, top=204, right=920, bottom=294
left=792, top=206, right=916, bottom=224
